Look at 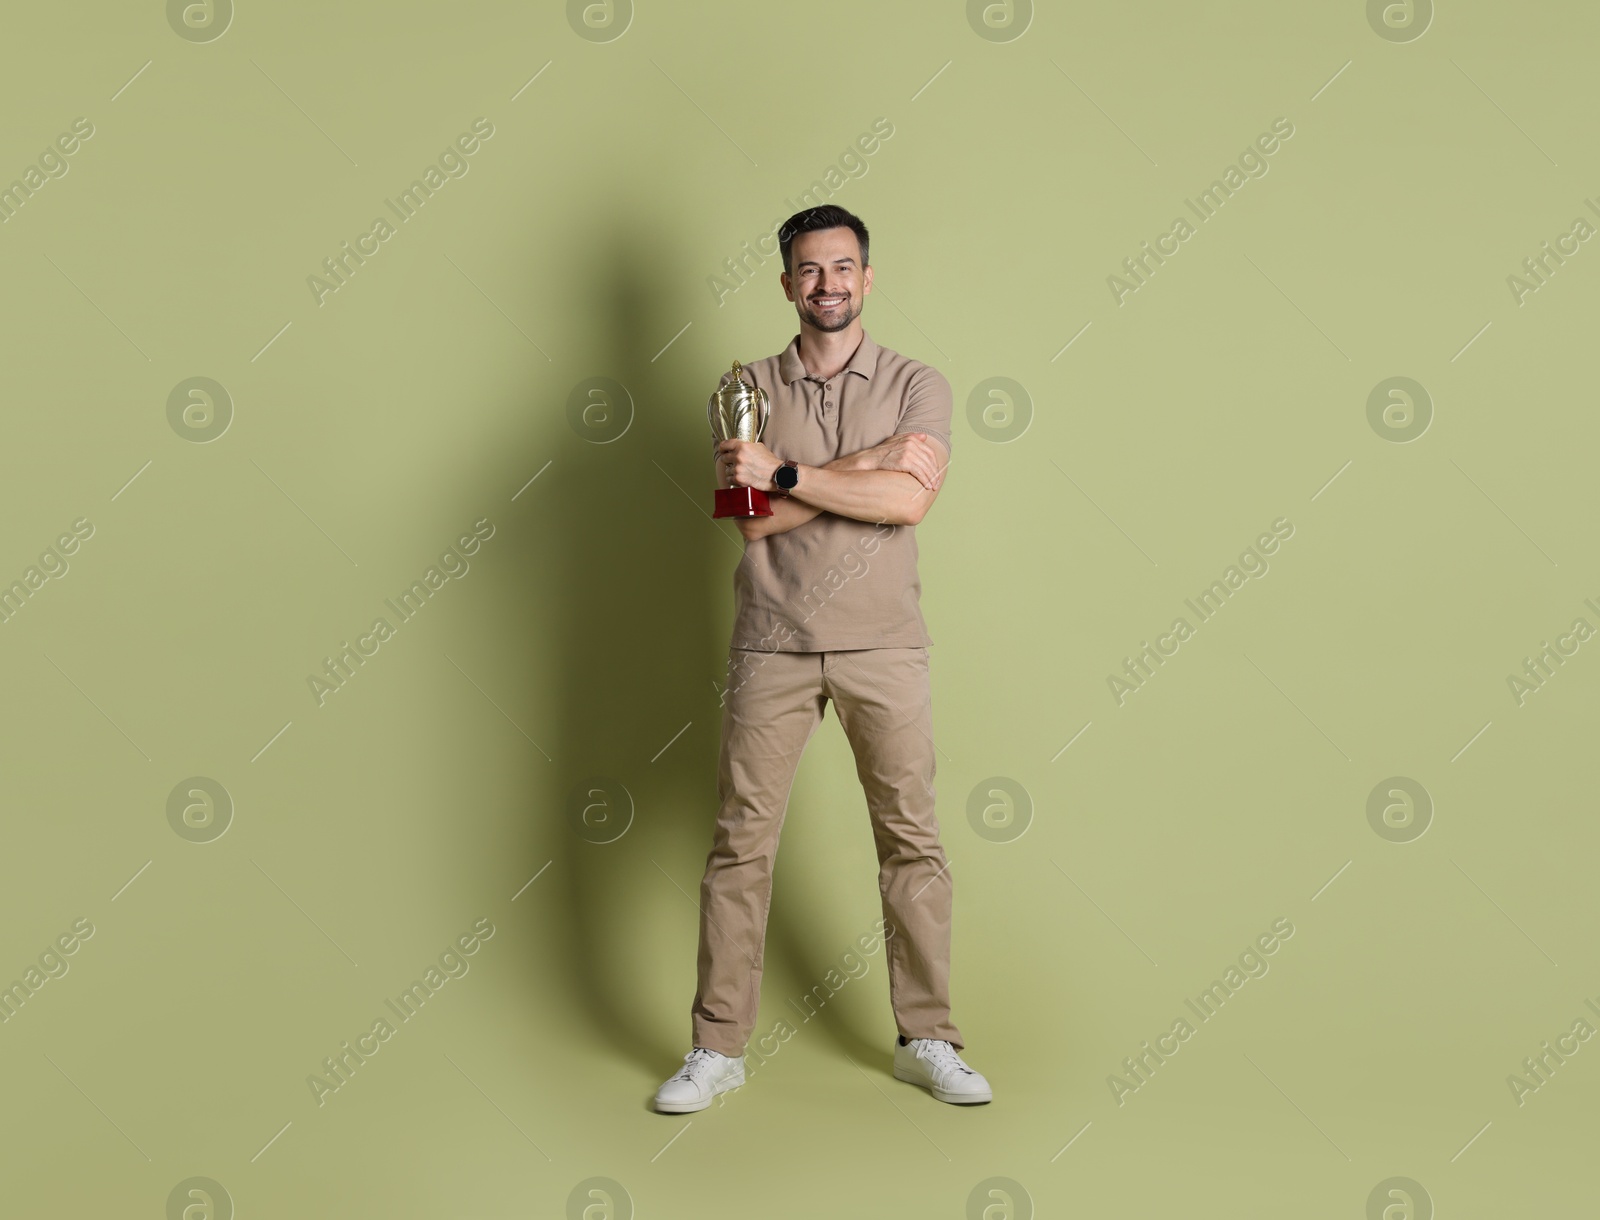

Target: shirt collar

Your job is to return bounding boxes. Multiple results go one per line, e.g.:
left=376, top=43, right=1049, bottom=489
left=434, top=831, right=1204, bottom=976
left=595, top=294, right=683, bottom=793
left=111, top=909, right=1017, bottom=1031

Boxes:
left=779, top=329, right=878, bottom=385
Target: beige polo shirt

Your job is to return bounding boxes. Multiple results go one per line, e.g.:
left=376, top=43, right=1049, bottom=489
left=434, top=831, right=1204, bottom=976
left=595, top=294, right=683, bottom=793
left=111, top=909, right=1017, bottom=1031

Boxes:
left=710, top=329, right=952, bottom=652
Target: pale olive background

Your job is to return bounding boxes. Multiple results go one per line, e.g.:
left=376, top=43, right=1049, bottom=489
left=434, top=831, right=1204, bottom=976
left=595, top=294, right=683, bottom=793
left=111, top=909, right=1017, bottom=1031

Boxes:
left=2, top=1, right=1596, bottom=1217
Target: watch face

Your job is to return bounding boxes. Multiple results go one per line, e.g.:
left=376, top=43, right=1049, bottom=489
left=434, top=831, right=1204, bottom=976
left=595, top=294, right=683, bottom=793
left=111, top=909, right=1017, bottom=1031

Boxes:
left=776, top=463, right=799, bottom=489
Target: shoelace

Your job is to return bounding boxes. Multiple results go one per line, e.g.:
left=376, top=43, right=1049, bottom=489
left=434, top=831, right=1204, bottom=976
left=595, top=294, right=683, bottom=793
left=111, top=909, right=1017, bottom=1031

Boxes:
left=915, top=1039, right=974, bottom=1076
left=671, top=1047, right=723, bottom=1081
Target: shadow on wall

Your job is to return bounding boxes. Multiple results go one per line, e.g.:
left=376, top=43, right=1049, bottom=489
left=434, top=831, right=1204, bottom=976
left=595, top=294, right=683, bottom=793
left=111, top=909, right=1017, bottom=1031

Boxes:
left=487, top=205, right=883, bottom=1079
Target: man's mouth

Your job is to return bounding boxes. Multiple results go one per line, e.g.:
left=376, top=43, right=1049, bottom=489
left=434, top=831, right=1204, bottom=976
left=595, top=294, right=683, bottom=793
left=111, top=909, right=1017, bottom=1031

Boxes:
left=813, top=296, right=846, bottom=308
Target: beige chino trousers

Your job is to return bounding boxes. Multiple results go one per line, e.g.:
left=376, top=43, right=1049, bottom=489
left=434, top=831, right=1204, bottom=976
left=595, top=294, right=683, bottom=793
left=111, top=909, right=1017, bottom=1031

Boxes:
left=691, top=645, right=964, bottom=1057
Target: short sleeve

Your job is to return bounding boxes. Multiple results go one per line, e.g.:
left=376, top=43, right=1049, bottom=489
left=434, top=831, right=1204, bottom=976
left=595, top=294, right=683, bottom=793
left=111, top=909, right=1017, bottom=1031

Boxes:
left=894, top=365, right=952, bottom=457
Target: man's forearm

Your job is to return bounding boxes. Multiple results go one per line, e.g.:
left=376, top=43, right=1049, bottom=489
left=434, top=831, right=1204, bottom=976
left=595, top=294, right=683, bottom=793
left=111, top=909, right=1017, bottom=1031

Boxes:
left=734, top=448, right=879, bottom=540
left=788, top=464, right=930, bottom=526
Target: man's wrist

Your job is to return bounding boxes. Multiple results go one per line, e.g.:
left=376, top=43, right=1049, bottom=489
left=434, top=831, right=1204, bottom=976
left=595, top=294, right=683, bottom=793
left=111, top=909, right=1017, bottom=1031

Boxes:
left=772, top=458, right=800, bottom=496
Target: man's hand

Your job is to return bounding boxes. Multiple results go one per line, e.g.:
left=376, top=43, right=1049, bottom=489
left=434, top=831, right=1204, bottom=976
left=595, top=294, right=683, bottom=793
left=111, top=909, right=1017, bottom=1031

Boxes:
left=863, top=432, right=946, bottom=491
left=716, top=439, right=782, bottom=492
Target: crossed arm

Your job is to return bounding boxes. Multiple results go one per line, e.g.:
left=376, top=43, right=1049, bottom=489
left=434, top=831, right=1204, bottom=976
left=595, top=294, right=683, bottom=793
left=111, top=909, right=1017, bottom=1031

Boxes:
left=715, top=431, right=949, bottom=540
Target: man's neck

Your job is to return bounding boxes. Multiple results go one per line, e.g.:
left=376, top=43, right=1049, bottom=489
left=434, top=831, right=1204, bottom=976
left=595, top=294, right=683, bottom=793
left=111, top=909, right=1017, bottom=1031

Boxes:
left=797, top=323, right=863, bottom=381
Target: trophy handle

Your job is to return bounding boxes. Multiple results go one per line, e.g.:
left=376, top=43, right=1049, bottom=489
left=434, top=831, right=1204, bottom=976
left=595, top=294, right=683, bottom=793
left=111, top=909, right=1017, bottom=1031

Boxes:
left=751, top=385, right=770, bottom=442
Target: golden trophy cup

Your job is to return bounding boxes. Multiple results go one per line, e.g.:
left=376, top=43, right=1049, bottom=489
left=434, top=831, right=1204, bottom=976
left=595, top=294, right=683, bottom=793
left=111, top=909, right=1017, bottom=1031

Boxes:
left=708, top=360, right=774, bottom=518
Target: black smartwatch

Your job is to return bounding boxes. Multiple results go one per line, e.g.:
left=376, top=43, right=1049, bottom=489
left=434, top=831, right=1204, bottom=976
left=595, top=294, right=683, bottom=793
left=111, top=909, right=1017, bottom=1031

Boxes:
left=773, top=459, right=800, bottom=495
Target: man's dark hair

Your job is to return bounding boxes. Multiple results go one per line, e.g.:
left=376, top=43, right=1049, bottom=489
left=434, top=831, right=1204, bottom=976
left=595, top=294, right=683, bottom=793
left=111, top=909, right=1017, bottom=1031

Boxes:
left=778, top=205, right=870, bottom=278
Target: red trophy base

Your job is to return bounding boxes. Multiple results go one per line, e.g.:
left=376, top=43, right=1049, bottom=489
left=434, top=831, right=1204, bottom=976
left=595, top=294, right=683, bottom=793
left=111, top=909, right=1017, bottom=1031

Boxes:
left=713, top=486, right=773, bottom=518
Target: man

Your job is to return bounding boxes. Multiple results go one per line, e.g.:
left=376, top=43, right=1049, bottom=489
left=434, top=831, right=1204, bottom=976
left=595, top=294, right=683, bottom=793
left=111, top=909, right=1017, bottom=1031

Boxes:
left=653, top=204, right=991, bottom=1113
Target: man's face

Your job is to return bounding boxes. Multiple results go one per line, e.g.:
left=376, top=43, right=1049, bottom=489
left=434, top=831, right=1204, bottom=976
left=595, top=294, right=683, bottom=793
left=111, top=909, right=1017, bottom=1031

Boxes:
left=782, top=227, right=871, bottom=333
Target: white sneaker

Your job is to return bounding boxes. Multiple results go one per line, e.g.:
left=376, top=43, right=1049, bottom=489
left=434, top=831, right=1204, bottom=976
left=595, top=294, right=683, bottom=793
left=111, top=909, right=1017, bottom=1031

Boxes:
left=893, top=1037, right=992, bottom=1104
left=653, top=1047, right=745, bottom=1113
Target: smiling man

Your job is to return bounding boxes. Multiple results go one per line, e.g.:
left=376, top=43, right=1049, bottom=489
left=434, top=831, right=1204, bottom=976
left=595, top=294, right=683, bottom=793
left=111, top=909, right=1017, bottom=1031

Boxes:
left=653, top=204, right=992, bottom=1114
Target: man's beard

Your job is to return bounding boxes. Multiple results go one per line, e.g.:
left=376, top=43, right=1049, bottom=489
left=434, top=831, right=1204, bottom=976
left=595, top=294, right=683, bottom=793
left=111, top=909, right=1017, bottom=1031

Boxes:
left=800, top=294, right=857, bottom=332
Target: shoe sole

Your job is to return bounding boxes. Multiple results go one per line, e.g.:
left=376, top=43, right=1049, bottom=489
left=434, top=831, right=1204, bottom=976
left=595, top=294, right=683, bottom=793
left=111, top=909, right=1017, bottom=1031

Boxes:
left=893, top=1064, right=992, bottom=1105
left=654, top=1073, right=745, bottom=1113
left=653, top=1098, right=712, bottom=1113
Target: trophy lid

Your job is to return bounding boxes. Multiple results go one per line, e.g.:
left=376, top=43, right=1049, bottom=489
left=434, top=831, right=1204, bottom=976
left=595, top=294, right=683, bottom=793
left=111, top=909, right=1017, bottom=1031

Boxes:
left=718, top=359, right=757, bottom=401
